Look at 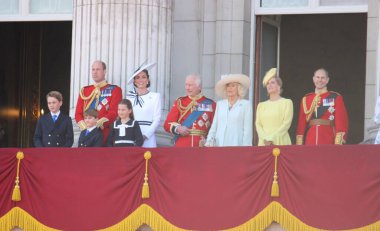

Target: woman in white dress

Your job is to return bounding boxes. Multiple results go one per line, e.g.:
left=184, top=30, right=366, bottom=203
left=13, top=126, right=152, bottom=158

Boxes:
left=205, top=74, right=252, bottom=146
left=127, top=64, right=162, bottom=147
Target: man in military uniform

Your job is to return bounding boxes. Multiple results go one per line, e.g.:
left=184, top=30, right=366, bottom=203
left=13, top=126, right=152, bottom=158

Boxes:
left=75, top=60, right=122, bottom=144
left=296, top=68, right=348, bottom=145
left=164, top=74, right=216, bottom=147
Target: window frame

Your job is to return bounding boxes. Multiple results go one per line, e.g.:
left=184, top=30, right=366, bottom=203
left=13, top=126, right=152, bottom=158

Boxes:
left=0, top=0, right=72, bottom=22
left=255, top=0, right=368, bottom=15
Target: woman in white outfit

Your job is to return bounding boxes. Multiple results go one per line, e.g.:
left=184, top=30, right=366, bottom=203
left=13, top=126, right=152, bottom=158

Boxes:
left=205, top=74, right=252, bottom=147
left=374, top=96, right=380, bottom=144
left=127, top=64, right=162, bottom=147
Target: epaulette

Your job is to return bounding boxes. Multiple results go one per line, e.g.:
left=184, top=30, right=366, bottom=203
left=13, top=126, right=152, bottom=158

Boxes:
left=304, top=92, right=314, bottom=96
left=82, top=85, right=93, bottom=90
left=330, top=91, right=341, bottom=96
left=176, top=96, right=186, bottom=101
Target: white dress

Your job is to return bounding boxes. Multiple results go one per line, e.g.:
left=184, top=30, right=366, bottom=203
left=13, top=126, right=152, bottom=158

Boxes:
left=374, top=96, right=380, bottom=144
left=206, top=99, right=253, bottom=146
left=127, top=90, right=162, bottom=147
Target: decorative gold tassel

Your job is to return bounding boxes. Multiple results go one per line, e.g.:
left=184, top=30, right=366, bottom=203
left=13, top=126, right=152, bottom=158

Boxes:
left=271, top=148, right=280, bottom=197
left=142, top=151, right=152, bottom=199
left=12, top=151, right=24, bottom=202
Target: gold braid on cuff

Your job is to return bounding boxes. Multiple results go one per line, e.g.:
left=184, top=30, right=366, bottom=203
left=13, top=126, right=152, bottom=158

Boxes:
left=96, top=117, right=109, bottom=129
left=78, top=120, right=87, bottom=130
left=334, top=132, right=345, bottom=145
left=296, top=135, right=303, bottom=145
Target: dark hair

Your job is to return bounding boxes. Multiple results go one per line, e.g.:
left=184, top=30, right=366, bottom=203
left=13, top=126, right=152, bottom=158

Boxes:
left=84, top=108, right=99, bottom=118
left=133, top=69, right=150, bottom=88
left=46, top=91, right=63, bottom=102
left=119, top=99, right=135, bottom=120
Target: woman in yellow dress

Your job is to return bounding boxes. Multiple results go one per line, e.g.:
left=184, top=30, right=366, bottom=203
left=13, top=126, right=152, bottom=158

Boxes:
left=255, top=68, right=293, bottom=146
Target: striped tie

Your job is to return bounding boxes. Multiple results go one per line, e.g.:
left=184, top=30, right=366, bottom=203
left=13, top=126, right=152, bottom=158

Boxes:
left=52, top=115, right=58, bottom=122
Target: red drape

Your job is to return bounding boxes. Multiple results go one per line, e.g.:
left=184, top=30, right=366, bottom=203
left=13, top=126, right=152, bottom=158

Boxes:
left=0, top=145, right=379, bottom=230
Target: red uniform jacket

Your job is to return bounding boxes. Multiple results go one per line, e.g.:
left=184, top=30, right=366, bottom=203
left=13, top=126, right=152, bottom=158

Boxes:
left=296, top=91, right=348, bottom=145
left=164, top=95, right=216, bottom=147
left=75, top=82, right=122, bottom=144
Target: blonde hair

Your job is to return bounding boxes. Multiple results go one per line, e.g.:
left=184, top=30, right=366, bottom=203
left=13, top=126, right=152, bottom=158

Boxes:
left=223, top=83, right=248, bottom=98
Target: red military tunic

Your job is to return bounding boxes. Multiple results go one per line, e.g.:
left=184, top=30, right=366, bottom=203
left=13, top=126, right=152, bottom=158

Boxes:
left=164, top=94, right=216, bottom=147
left=296, top=91, right=348, bottom=145
left=75, top=81, right=122, bottom=143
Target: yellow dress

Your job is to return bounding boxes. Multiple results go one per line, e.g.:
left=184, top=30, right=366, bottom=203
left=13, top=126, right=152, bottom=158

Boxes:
left=255, top=98, right=293, bottom=146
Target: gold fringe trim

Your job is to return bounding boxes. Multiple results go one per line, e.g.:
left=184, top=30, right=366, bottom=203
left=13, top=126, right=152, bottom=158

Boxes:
left=0, top=207, right=59, bottom=231
left=225, top=201, right=380, bottom=231
left=98, top=204, right=187, bottom=231
left=1, top=203, right=380, bottom=231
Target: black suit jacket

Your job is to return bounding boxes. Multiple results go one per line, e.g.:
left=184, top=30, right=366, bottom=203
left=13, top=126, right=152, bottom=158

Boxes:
left=33, top=113, right=74, bottom=147
left=78, top=128, right=103, bottom=147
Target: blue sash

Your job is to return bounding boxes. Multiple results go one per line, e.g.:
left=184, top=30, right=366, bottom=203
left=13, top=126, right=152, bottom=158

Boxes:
left=172, top=98, right=213, bottom=143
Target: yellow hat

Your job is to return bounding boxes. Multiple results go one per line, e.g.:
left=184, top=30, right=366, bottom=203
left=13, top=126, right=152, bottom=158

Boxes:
left=262, top=68, right=277, bottom=87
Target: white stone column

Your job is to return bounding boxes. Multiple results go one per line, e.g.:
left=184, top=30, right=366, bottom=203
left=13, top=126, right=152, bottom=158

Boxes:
left=364, top=0, right=379, bottom=143
left=69, top=0, right=172, bottom=146
left=69, top=0, right=172, bottom=115
left=171, top=0, right=251, bottom=102
left=213, top=0, right=251, bottom=98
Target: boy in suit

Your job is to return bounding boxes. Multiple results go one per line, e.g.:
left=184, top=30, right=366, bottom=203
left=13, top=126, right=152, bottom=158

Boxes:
left=34, top=91, right=74, bottom=147
left=78, top=109, right=103, bottom=147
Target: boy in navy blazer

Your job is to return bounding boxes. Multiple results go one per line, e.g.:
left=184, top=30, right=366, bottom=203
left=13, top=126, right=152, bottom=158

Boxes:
left=78, top=109, right=103, bottom=147
left=34, top=91, right=74, bottom=147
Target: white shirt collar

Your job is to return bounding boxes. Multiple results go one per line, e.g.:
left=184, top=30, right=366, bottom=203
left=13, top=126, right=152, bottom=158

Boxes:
left=87, top=126, right=96, bottom=132
left=51, top=111, right=61, bottom=117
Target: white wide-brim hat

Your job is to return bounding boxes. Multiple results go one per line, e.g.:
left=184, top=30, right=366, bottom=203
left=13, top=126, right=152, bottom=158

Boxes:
left=127, top=62, right=157, bottom=84
left=215, top=74, right=250, bottom=98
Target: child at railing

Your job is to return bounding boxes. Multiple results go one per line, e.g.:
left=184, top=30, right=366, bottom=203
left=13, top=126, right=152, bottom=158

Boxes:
left=33, top=91, right=74, bottom=147
left=106, top=99, right=143, bottom=147
left=78, top=108, right=103, bottom=147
